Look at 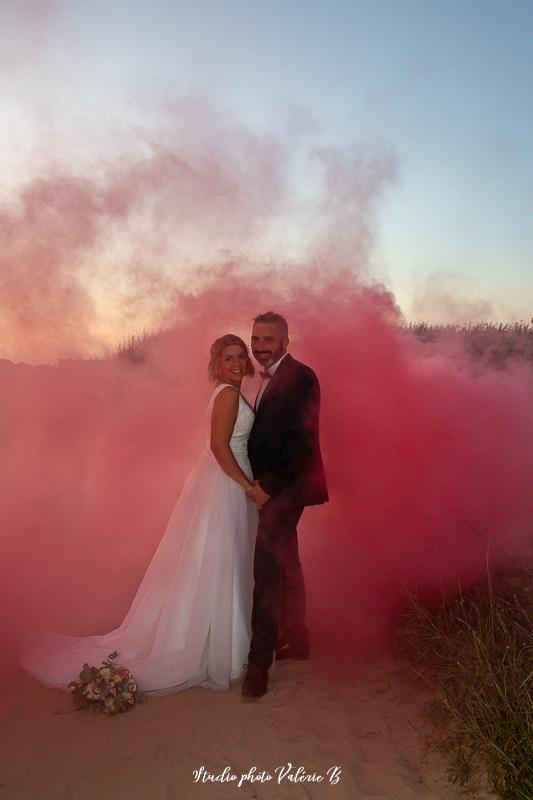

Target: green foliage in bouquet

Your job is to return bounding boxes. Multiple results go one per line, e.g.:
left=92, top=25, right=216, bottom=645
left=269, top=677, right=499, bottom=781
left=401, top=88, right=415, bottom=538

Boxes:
left=68, top=651, right=139, bottom=716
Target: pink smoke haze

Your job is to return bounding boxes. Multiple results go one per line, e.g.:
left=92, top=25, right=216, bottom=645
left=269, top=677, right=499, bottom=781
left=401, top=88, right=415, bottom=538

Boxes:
left=1, top=108, right=532, bottom=675
left=2, top=271, right=533, bottom=675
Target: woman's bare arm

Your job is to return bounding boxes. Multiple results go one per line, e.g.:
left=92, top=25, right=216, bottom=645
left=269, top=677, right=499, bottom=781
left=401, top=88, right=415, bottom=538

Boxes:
left=210, top=386, right=254, bottom=490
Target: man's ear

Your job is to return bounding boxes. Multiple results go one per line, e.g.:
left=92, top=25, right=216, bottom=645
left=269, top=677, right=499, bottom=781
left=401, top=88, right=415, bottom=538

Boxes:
left=284, top=336, right=289, bottom=350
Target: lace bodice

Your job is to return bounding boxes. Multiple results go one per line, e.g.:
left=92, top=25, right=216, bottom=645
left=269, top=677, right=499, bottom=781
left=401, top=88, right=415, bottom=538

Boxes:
left=206, top=383, right=255, bottom=460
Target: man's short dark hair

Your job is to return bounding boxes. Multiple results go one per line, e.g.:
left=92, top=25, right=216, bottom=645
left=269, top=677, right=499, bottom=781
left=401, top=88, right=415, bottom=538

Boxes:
left=253, top=311, right=289, bottom=338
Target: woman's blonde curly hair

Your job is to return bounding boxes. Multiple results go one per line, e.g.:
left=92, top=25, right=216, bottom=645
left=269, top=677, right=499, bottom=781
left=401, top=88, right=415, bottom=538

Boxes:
left=208, top=334, right=255, bottom=382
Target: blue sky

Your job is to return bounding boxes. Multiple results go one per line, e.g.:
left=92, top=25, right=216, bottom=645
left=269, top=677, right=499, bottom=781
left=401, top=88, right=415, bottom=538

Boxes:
left=2, top=0, right=533, bottom=327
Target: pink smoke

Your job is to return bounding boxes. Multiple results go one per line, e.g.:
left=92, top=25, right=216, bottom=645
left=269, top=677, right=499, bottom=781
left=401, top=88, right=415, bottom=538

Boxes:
left=2, top=270, right=533, bottom=675
left=1, top=103, right=532, bottom=676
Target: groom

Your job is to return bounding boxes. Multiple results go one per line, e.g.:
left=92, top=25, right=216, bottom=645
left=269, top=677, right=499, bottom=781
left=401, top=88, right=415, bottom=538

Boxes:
left=242, top=311, right=328, bottom=698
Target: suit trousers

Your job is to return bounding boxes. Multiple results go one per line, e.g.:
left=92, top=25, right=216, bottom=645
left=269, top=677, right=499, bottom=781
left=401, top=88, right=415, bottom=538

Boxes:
left=248, top=501, right=307, bottom=670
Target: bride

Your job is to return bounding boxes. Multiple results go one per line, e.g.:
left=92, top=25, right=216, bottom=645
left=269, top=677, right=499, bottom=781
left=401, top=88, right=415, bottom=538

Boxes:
left=20, top=334, right=262, bottom=696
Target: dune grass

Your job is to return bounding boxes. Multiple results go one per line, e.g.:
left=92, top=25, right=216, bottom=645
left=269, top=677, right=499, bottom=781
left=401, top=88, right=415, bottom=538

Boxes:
left=110, top=321, right=533, bottom=370
left=407, top=321, right=533, bottom=369
left=397, top=560, right=533, bottom=799
left=113, top=328, right=156, bottom=364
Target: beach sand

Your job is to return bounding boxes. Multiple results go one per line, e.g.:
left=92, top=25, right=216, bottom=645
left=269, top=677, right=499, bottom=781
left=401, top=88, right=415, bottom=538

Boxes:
left=0, top=655, right=496, bottom=800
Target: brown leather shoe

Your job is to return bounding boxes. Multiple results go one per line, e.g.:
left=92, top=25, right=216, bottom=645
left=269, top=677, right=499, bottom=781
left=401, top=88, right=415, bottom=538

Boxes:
left=241, top=664, right=268, bottom=697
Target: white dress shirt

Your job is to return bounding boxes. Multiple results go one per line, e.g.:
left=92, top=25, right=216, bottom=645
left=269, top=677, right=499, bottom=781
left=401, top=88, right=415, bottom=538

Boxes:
left=255, top=352, right=289, bottom=408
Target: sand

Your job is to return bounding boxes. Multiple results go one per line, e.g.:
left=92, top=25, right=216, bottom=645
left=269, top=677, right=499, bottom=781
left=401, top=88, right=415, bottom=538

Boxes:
left=0, top=656, right=496, bottom=800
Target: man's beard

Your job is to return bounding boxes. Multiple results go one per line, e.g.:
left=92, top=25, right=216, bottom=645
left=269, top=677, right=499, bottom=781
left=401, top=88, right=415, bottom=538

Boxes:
left=255, top=347, right=284, bottom=366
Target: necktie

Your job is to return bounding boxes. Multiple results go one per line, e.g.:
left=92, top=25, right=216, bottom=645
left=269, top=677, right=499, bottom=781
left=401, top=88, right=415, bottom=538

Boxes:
left=259, top=370, right=270, bottom=379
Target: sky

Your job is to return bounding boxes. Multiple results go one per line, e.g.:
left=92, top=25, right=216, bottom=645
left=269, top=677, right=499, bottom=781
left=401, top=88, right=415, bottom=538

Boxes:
left=1, top=0, right=533, bottom=361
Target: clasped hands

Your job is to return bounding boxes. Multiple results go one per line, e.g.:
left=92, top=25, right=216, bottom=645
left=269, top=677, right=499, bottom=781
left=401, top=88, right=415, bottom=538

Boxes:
left=245, top=480, right=270, bottom=510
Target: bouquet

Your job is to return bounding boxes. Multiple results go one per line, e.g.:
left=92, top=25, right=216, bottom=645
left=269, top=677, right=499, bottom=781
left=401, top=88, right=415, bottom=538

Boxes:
left=68, top=651, right=138, bottom=716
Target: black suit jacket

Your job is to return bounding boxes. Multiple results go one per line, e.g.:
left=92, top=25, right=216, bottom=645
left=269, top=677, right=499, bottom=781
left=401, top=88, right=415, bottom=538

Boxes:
left=248, top=353, right=329, bottom=507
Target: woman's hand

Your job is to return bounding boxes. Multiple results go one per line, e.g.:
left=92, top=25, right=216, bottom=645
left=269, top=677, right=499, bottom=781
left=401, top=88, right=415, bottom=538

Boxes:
left=245, top=481, right=271, bottom=510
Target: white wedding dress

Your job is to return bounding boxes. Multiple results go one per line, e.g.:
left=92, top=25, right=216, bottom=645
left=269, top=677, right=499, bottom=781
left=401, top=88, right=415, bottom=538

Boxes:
left=20, top=384, right=258, bottom=695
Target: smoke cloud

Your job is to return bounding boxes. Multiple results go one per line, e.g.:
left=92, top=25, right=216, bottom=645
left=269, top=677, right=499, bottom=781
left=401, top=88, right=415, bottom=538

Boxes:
left=2, top=269, right=533, bottom=674
left=1, top=101, right=532, bottom=679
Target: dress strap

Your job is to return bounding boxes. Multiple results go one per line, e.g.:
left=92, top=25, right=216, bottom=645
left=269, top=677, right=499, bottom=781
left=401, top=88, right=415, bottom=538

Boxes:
left=209, top=383, right=239, bottom=404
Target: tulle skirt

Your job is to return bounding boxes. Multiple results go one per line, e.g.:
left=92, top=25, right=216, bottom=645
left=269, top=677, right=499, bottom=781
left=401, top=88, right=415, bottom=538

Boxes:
left=19, top=448, right=258, bottom=695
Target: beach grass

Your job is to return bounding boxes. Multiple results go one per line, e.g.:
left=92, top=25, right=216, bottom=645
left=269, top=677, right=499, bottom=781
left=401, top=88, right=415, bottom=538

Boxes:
left=396, top=559, right=533, bottom=799
left=114, top=328, right=156, bottom=364
left=407, top=321, right=533, bottom=369
left=110, top=321, right=533, bottom=370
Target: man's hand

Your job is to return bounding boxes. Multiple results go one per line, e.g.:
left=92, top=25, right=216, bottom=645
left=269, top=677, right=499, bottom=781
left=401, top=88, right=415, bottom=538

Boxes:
left=245, top=481, right=271, bottom=510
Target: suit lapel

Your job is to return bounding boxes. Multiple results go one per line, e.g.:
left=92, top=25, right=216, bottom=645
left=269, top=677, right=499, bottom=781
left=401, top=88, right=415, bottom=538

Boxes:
left=254, top=354, right=293, bottom=417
